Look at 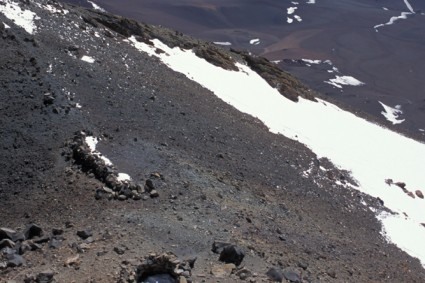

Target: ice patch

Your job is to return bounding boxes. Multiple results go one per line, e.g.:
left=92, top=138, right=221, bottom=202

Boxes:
left=213, top=42, right=232, bottom=46
left=378, top=101, right=405, bottom=125
left=325, top=75, right=365, bottom=88
left=0, top=0, right=40, bottom=34
left=81, top=56, right=95, bottom=63
left=294, top=15, right=302, bottom=22
left=249, top=38, right=260, bottom=45
left=287, top=17, right=294, bottom=24
left=128, top=36, right=425, bottom=265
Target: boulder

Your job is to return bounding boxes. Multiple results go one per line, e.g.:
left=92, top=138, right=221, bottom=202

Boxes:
left=219, top=245, right=245, bottom=266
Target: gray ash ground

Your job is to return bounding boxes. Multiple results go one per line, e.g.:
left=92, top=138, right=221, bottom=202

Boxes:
left=1, top=0, right=425, bottom=282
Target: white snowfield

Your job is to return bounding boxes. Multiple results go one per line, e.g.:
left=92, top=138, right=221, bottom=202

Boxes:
left=379, top=101, right=405, bottom=125
left=128, top=36, right=425, bottom=266
left=0, top=0, right=40, bottom=34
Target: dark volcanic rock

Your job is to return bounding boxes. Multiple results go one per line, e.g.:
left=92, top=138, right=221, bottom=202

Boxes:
left=212, top=240, right=231, bottom=254
left=416, top=190, right=424, bottom=199
left=218, top=245, right=245, bottom=266
left=7, top=253, right=25, bottom=267
left=0, top=239, right=15, bottom=249
left=266, top=267, right=284, bottom=282
left=36, top=269, right=55, bottom=283
left=23, top=224, right=43, bottom=240
left=76, top=229, right=93, bottom=240
left=284, top=270, right=301, bottom=283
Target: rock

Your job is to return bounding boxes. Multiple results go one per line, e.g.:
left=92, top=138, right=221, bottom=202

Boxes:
left=52, top=228, right=63, bottom=236
left=43, top=93, right=55, bottom=105
left=136, top=253, right=187, bottom=282
left=36, top=270, right=54, bottom=283
left=49, top=238, right=61, bottom=249
left=145, top=179, right=155, bottom=192
left=297, top=262, right=308, bottom=270
left=76, top=229, right=92, bottom=239
left=266, top=267, right=284, bottom=282
left=179, top=276, right=187, bottom=283
left=211, top=263, right=236, bottom=278
left=33, top=235, right=50, bottom=244
left=118, top=194, right=127, bottom=201
left=114, top=246, right=125, bottom=255
left=0, top=228, right=15, bottom=241
left=284, top=270, right=301, bottom=283
left=0, top=239, right=15, bottom=249
left=395, top=182, right=406, bottom=189
left=186, top=257, right=197, bottom=269
left=212, top=240, right=231, bottom=254
left=7, top=254, right=25, bottom=267
left=235, top=268, right=253, bottom=280
left=24, top=224, right=43, bottom=240
left=219, top=245, right=245, bottom=266
left=327, top=269, right=337, bottom=279
left=407, top=191, right=415, bottom=198
left=150, top=190, right=159, bottom=198
left=64, top=254, right=80, bottom=267
left=416, top=190, right=424, bottom=199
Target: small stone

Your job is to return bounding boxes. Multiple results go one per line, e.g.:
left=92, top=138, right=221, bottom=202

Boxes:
left=284, top=270, right=301, bottom=283
left=52, top=228, right=63, bottom=236
left=179, top=276, right=187, bottom=283
left=219, top=245, right=245, bottom=266
left=236, top=268, right=253, bottom=280
left=416, top=190, right=424, bottom=199
left=150, top=190, right=159, bottom=198
left=33, top=235, right=50, bottom=244
left=37, top=270, right=54, bottom=283
left=24, top=224, right=43, bottom=240
left=118, top=194, right=127, bottom=201
left=145, top=179, right=155, bottom=192
left=407, top=191, right=415, bottom=198
left=64, top=254, right=80, bottom=267
left=327, top=269, right=337, bottom=279
left=266, top=267, right=283, bottom=282
left=395, top=182, right=406, bottom=189
left=114, top=246, right=125, bottom=255
left=49, top=238, right=61, bottom=249
left=76, top=229, right=92, bottom=240
left=297, top=262, right=308, bottom=270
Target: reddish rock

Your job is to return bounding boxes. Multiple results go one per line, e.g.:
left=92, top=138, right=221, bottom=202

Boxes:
left=415, top=190, right=424, bottom=199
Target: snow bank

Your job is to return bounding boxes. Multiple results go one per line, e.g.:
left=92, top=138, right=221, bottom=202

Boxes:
left=379, top=101, right=405, bottom=125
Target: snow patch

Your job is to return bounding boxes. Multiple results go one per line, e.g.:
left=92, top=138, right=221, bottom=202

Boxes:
left=378, top=101, right=405, bottom=125
left=306, top=0, right=316, bottom=4
left=81, top=55, right=95, bottom=63
left=287, top=17, right=294, bottom=24
left=213, top=41, right=232, bottom=46
left=87, top=0, right=106, bottom=12
left=403, top=0, right=415, bottom=13
left=117, top=173, right=131, bottom=182
left=302, top=59, right=321, bottom=64
left=374, top=12, right=412, bottom=30
left=294, top=15, right=302, bottom=22
left=287, top=7, right=298, bottom=15
left=325, top=75, right=365, bottom=88
left=249, top=38, right=260, bottom=45
left=0, top=0, right=40, bottom=34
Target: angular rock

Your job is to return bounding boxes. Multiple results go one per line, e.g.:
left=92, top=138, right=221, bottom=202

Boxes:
left=266, top=267, right=284, bottom=282
left=150, top=190, right=159, bottom=198
left=0, top=239, right=15, bottom=249
left=37, top=270, right=54, bottom=283
left=0, top=228, right=23, bottom=242
left=284, top=270, right=301, bottom=283
left=145, top=179, right=155, bottom=192
left=24, top=224, right=43, bottom=240
left=114, top=246, right=125, bottom=255
left=77, top=229, right=92, bottom=240
left=212, top=240, right=231, bottom=254
left=7, top=254, right=25, bottom=267
left=219, top=245, right=245, bottom=266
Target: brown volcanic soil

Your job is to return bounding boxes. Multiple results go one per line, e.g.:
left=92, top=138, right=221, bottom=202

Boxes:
left=1, top=1, right=425, bottom=282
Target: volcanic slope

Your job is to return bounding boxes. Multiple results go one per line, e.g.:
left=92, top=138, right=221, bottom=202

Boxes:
left=1, top=0, right=424, bottom=282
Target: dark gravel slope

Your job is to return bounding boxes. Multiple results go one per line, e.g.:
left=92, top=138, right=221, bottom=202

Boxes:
left=1, top=1, right=424, bottom=282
